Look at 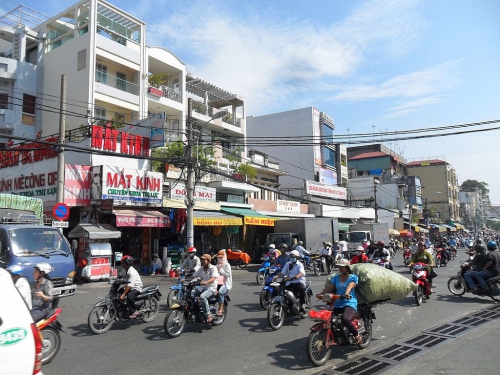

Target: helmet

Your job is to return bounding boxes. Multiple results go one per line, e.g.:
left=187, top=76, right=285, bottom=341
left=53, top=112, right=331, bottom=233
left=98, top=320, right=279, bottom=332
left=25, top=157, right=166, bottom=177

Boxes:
left=279, top=243, right=288, bottom=249
left=336, top=259, right=350, bottom=267
left=216, top=250, right=225, bottom=258
left=487, top=241, right=498, bottom=251
left=442, top=237, right=447, bottom=241
left=34, top=262, right=53, bottom=274
left=6, top=264, right=23, bottom=275
left=474, top=244, right=485, bottom=253
left=269, top=244, right=276, bottom=249
left=377, top=241, right=385, bottom=246
left=290, top=250, right=300, bottom=258
left=417, top=241, right=425, bottom=247
left=362, top=240, right=367, bottom=243
left=475, top=239, right=482, bottom=244
left=356, top=246, right=364, bottom=251
left=121, top=255, right=133, bottom=266
left=188, top=246, right=197, bottom=253
left=298, top=241, right=304, bottom=245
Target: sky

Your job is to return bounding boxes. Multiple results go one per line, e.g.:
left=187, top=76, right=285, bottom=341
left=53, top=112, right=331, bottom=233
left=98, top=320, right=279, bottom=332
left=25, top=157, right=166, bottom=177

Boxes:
left=2, top=0, right=500, bottom=203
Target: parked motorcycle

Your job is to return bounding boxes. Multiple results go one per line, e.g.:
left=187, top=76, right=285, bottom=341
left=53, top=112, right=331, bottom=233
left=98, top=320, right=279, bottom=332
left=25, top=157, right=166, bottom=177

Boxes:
left=435, top=247, right=447, bottom=268
left=410, top=262, right=431, bottom=305
left=163, top=278, right=229, bottom=338
left=448, top=266, right=500, bottom=302
left=306, top=294, right=376, bottom=367
left=87, top=279, right=161, bottom=334
left=313, top=254, right=331, bottom=276
left=36, top=307, right=63, bottom=364
left=256, top=256, right=273, bottom=285
left=267, top=277, right=313, bottom=330
left=403, top=248, right=412, bottom=267
left=259, top=265, right=282, bottom=310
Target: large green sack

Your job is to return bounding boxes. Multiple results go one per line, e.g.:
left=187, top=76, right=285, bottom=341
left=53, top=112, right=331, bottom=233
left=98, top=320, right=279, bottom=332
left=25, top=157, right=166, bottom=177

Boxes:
left=325, top=264, right=416, bottom=303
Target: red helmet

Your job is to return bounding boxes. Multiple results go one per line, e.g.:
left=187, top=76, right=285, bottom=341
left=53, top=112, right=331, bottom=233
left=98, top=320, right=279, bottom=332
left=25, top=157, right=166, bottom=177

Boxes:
left=417, top=241, right=425, bottom=247
left=377, top=241, right=385, bottom=246
left=121, top=255, right=133, bottom=266
left=187, top=246, right=197, bottom=253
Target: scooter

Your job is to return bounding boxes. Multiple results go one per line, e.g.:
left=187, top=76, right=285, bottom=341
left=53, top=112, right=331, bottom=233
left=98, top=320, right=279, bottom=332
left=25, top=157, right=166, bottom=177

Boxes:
left=259, top=265, right=282, bottom=310
left=371, top=257, right=390, bottom=269
left=403, top=248, right=412, bottom=266
left=36, top=307, right=63, bottom=364
left=410, top=262, right=431, bottom=305
left=256, top=256, right=273, bottom=285
left=313, top=254, right=331, bottom=276
left=448, top=264, right=500, bottom=302
left=435, top=247, right=447, bottom=268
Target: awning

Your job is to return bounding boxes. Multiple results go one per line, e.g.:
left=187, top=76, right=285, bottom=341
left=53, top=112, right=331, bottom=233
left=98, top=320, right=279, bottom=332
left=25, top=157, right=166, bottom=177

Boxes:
left=68, top=224, right=121, bottom=239
left=193, top=210, right=243, bottom=226
left=113, top=209, right=171, bottom=228
left=453, top=223, right=465, bottom=230
left=440, top=224, right=457, bottom=232
left=417, top=225, right=429, bottom=233
left=338, top=223, right=351, bottom=231
left=430, top=224, right=447, bottom=233
left=389, top=229, right=400, bottom=236
left=221, top=207, right=275, bottom=226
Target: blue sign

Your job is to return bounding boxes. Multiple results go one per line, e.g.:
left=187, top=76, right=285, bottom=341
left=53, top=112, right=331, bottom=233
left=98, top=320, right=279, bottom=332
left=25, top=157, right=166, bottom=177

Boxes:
left=53, top=203, right=70, bottom=221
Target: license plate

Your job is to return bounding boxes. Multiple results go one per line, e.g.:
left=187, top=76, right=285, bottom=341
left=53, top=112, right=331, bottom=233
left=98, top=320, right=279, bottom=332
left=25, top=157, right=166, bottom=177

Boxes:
left=53, top=289, right=62, bottom=295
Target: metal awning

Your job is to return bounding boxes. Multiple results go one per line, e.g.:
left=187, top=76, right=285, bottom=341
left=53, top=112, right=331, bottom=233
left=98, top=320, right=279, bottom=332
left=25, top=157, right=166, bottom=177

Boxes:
left=221, top=207, right=275, bottom=226
left=68, top=224, right=121, bottom=239
left=429, top=224, right=447, bottom=233
left=113, top=209, right=171, bottom=228
left=193, top=210, right=242, bottom=226
left=186, top=74, right=244, bottom=106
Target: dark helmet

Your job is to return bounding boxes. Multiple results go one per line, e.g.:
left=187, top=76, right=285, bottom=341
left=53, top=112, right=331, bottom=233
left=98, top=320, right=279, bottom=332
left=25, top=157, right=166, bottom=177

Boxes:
left=279, top=243, right=288, bottom=250
left=377, top=240, right=384, bottom=246
left=474, top=244, right=485, bottom=253
left=417, top=241, right=425, bottom=248
left=475, top=239, right=482, bottom=244
left=122, top=255, right=133, bottom=266
left=487, top=241, right=498, bottom=251
left=187, top=246, right=197, bottom=253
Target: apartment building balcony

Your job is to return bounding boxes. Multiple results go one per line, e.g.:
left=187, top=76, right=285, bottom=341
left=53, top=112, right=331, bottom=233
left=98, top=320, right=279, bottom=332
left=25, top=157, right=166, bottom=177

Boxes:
left=94, top=70, right=139, bottom=107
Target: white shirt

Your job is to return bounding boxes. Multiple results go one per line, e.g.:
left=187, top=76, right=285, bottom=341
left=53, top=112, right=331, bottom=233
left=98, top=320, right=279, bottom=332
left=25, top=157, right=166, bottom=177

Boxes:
left=339, top=241, right=348, bottom=253
left=217, top=262, right=232, bottom=290
left=180, top=255, right=201, bottom=272
left=319, top=246, right=331, bottom=256
left=192, top=264, right=220, bottom=292
left=281, top=261, right=306, bottom=286
left=295, top=245, right=310, bottom=256
left=125, top=267, right=143, bottom=291
left=15, top=277, right=32, bottom=309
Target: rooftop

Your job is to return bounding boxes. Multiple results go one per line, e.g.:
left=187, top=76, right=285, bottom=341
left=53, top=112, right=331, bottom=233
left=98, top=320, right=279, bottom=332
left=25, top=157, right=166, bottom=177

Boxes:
left=348, top=151, right=387, bottom=161
left=407, top=159, right=446, bottom=167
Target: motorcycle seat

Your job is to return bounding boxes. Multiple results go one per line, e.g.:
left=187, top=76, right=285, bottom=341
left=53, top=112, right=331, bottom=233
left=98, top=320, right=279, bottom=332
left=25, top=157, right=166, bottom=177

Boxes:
left=486, top=275, right=500, bottom=283
left=140, top=285, right=158, bottom=294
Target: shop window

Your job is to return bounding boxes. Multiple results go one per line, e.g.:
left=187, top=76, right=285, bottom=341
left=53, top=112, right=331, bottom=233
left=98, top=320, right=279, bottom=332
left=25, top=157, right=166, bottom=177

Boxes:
left=22, top=94, right=36, bottom=114
left=228, top=233, right=238, bottom=249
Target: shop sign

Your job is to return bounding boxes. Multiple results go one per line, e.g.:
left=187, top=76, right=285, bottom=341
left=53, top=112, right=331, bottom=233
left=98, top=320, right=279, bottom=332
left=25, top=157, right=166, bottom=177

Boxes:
left=277, top=199, right=300, bottom=213
left=91, top=166, right=163, bottom=205
left=170, top=182, right=216, bottom=202
left=305, top=180, right=347, bottom=200
left=90, top=199, right=114, bottom=213
left=64, top=165, right=91, bottom=206
left=244, top=216, right=275, bottom=226
left=227, top=195, right=244, bottom=204
left=116, top=215, right=170, bottom=228
left=193, top=217, right=242, bottom=226
left=91, top=125, right=150, bottom=157
left=317, top=167, right=337, bottom=186
left=0, top=137, right=58, bottom=169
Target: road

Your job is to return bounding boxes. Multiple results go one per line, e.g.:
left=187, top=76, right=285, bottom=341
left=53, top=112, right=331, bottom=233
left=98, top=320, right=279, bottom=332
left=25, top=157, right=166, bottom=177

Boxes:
left=43, top=248, right=498, bottom=375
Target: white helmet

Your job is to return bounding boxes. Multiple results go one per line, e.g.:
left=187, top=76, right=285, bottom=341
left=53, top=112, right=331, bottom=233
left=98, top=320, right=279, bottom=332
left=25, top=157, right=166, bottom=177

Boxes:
left=290, top=250, right=300, bottom=258
left=34, top=262, right=53, bottom=275
left=269, top=244, right=275, bottom=249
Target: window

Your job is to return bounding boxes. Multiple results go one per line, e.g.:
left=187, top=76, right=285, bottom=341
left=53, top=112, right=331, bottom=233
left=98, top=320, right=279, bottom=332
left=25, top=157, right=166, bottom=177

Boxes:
left=173, top=79, right=180, bottom=92
left=322, top=146, right=335, bottom=168
left=22, top=94, right=36, bottom=114
left=322, top=124, right=334, bottom=144
left=0, top=93, right=8, bottom=109
left=94, top=107, right=106, bottom=120
left=96, top=63, right=107, bottom=83
left=116, top=72, right=126, bottom=91
left=228, top=233, right=238, bottom=249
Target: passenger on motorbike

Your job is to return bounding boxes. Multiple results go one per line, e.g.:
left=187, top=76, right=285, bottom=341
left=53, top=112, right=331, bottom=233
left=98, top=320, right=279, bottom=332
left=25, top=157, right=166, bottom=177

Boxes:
left=370, top=241, right=393, bottom=270
left=215, top=250, right=232, bottom=317
left=486, top=241, right=500, bottom=277
left=179, top=247, right=201, bottom=275
left=295, top=241, right=311, bottom=266
left=319, top=242, right=333, bottom=272
left=361, top=240, right=369, bottom=250
left=6, top=264, right=32, bottom=309
left=191, top=254, right=220, bottom=323
left=436, top=237, right=451, bottom=261
left=317, top=259, right=363, bottom=345
left=31, top=262, right=54, bottom=322
left=119, top=255, right=143, bottom=319
left=408, top=241, right=436, bottom=293
left=462, top=244, right=489, bottom=293
left=273, top=250, right=308, bottom=312
left=350, top=246, right=369, bottom=264
left=274, top=245, right=290, bottom=267
left=266, top=244, right=280, bottom=260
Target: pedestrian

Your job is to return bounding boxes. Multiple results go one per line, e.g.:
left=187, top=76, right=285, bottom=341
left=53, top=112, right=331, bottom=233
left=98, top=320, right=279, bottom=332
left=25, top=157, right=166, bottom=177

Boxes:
left=149, top=254, right=162, bottom=275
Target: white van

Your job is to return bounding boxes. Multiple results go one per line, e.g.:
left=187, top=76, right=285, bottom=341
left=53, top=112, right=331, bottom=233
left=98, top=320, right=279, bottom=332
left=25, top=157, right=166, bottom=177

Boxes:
left=0, top=267, right=43, bottom=375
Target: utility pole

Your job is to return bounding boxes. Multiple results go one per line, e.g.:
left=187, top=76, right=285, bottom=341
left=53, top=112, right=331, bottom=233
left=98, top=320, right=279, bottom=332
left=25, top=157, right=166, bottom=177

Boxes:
left=185, top=98, right=194, bottom=248
left=56, top=74, right=66, bottom=204
left=374, top=178, right=379, bottom=223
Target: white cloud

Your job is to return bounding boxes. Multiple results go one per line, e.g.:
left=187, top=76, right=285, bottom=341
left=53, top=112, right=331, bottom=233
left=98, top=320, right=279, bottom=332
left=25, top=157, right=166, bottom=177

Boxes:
left=385, top=97, right=445, bottom=118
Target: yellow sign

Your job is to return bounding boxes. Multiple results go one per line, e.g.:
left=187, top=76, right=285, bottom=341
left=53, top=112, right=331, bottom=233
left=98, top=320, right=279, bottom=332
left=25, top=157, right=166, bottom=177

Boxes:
left=244, top=216, right=275, bottom=226
left=421, top=161, right=430, bottom=166
left=193, top=217, right=243, bottom=226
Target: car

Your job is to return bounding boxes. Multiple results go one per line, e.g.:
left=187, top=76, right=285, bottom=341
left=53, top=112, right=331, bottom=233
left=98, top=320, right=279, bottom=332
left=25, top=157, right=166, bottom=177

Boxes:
left=0, top=267, right=43, bottom=375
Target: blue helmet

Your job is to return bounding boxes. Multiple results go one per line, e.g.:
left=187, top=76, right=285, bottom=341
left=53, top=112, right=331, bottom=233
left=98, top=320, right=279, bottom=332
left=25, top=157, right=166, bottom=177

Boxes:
left=487, top=241, right=497, bottom=251
left=6, top=264, right=23, bottom=275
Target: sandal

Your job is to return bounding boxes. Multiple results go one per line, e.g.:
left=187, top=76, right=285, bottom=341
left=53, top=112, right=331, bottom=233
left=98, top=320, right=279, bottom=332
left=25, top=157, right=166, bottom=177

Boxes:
left=216, top=309, right=224, bottom=317
left=356, top=334, right=363, bottom=345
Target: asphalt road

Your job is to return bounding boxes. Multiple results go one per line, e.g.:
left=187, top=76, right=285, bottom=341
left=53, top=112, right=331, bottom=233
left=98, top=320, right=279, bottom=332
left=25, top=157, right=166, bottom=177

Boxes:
left=43, top=249, right=498, bottom=375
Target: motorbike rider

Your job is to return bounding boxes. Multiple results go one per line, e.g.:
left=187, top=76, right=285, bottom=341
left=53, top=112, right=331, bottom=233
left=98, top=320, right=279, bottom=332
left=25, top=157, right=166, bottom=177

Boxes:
left=274, top=245, right=290, bottom=267
left=485, top=241, right=500, bottom=276
left=361, top=240, right=370, bottom=251
left=317, top=259, right=363, bottom=345
left=295, top=241, right=311, bottom=266
left=273, top=250, right=308, bottom=312
left=436, top=237, right=451, bottom=262
left=370, top=241, right=393, bottom=270
left=408, top=241, right=436, bottom=293
left=339, top=240, right=349, bottom=260
left=319, top=241, right=333, bottom=272
left=31, top=262, right=54, bottom=322
left=461, top=244, right=490, bottom=293
left=191, top=254, right=219, bottom=323
left=350, top=246, right=369, bottom=264
left=215, top=250, right=232, bottom=317
left=266, top=244, right=280, bottom=260
left=179, top=246, right=201, bottom=275
left=6, top=264, right=32, bottom=309
left=119, top=255, right=143, bottom=319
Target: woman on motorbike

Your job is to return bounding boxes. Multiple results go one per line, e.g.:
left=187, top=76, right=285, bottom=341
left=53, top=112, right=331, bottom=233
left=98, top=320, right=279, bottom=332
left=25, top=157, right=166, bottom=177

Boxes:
left=316, top=259, right=362, bottom=344
left=215, top=250, right=232, bottom=316
left=31, top=262, right=54, bottom=322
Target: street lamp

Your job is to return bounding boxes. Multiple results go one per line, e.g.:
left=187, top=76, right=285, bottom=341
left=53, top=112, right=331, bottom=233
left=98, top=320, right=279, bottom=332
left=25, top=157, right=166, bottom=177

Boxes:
left=185, top=98, right=228, bottom=247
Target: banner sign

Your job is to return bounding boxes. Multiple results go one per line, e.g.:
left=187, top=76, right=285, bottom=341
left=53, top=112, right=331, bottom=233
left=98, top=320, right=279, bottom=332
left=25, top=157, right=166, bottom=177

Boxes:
left=64, top=165, right=91, bottom=206
left=244, top=217, right=275, bottom=226
left=305, top=180, right=347, bottom=200
left=170, top=182, right=216, bottom=202
left=193, top=217, right=242, bottom=226
left=277, top=199, right=300, bottom=213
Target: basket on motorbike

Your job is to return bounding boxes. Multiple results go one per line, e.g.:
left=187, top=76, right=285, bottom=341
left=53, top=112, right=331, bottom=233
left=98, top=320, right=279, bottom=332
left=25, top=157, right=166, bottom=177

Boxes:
left=308, top=309, right=332, bottom=322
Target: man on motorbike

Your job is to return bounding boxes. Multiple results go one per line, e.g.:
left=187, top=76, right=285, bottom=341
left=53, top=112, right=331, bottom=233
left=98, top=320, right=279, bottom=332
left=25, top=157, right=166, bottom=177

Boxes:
left=274, top=245, right=290, bottom=267
left=350, top=246, right=369, bottom=264
left=179, top=247, right=201, bottom=275
left=319, top=242, right=333, bottom=273
left=370, top=241, right=393, bottom=270
left=191, top=254, right=219, bottom=323
left=119, top=255, right=143, bottom=319
left=462, top=244, right=490, bottom=293
left=436, top=237, right=451, bottom=262
left=6, top=264, right=32, bottom=309
left=273, top=250, right=308, bottom=312
left=295, top=241, right=311, bottom=266
left=408, top=241, right=436, bottom=293
left=317, top=259, right=363, bottom=345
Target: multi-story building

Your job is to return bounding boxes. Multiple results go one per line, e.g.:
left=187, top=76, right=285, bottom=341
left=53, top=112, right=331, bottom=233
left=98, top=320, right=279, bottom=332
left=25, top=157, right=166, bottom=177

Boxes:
left=347, top=143, right=407, bottom=179
left=459, top=188, right=483, bottom=230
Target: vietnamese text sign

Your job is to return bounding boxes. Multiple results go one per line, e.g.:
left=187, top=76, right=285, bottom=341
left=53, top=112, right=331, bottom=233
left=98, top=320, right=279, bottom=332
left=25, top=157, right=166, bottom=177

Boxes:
left=305, top=180, right=347, bottom=200
left=244, top=216, right=275, bottom=226
left=64, top=165, right=91, bottom=206
left=277, top=199, right=300, bottom=213
left=170, top=182, right=216, bottom=202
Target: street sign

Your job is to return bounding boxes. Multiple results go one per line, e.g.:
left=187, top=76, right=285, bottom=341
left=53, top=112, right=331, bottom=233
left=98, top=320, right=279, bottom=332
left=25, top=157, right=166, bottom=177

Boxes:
left=52, top=221, right=69, bottom=228
left=53, top=203, right=70, bottom=221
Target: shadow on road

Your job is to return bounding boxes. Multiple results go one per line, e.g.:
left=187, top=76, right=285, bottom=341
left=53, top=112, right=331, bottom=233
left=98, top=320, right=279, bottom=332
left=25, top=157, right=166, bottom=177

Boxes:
left=142, top=325, right=168, bottom=341
left=435, top=294, right=497, bottom=304
left=67, top=323, right=96, bottom=337
left=233, top=302, right=264, bottom=313
left=267, top=336, right=326, bottom=371
left=238, top=317, right=270, bottom=333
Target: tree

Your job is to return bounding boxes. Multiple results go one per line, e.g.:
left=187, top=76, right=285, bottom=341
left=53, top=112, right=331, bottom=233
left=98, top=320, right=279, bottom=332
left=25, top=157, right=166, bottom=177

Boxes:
left=461, top=179, right=491, bottom=206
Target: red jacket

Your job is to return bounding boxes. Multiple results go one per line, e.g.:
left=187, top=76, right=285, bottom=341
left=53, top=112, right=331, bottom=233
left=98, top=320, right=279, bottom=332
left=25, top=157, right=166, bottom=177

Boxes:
left=351, top=254, right=369, bottom=264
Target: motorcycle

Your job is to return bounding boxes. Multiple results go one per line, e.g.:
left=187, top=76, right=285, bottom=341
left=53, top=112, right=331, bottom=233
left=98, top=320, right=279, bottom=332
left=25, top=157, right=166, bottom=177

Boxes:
left=313, top=254, right=331, bottom=276
left=259, top=265, right=282, bottom=310
left=36, top=307, right=63, bottom=364
left=448, top=265, right=500, bottom=302
left=167, top=273, right=190, bottom=308
left=410, top=262, right=431, bottom=305
left=87, top=279, right=161, bottom=334
left=163, top=278, right=229, bottom=338
left=449, top=245, right=457, bottom=260
left=306, top=294, right=376, bottom=367
left=435, top=247, right=447, bottom=268
left=267, top=277, right=313, bottom=330
left=371, top=257, right=390, bottom=269
left=403, top=248, right=412, bottom=267
left=256, top=256, right=274, bottom=285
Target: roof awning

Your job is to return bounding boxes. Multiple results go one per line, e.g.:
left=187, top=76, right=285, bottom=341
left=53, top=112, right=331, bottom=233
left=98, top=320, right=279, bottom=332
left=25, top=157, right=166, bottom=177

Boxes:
left=440, top=224, right=457, bottom=232
left=430, top=224, right=447, bottom=232
left=453, top=223, right=465, bottom=230
left=221, top=207, right=275, bottom=226
left=193, top=210, right=243, bottom=226
left=68, top=224, right=121, bottom=239
left=113, top=209, right=171, bottom=228
left=163, top=198, right=220, bottom=211
left=417, top=225, right=429, bottom=233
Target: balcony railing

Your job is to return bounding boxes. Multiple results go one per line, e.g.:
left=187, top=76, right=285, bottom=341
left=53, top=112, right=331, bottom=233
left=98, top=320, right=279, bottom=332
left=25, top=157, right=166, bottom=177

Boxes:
left=191, top=100, right=214, bottom=117
left=95, top=70, right=139, bottom=95
left=150, top=85, right=182, bottom=103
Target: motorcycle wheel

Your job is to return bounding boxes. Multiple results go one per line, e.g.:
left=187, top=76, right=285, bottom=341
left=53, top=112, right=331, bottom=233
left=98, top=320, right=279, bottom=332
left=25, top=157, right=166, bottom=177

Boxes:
left=237, top=260, right=247, bottom=269
left=164, top=310, right=186, bottom=338
left=306, top=330, right=331, bottom=367
left=490, top=283, right=500, bottom=302
left=141, top=298, right=159, bottom=323
left=88, top=305, right=114, bottom=335
left=357, top=319, right=372, bottom=349
left=211, top=302, right=227, bottom=326
left=436, top=261, right=441, bottom=268
left=41, top=326, right=60, bottom=365
left=267, top=302, right=285, bottom=330
left=415, top=285, right=424, bottom=306
left=313, top=262, right=322, bottom=276
left=260, top=289, right=272, bottom=310
left=167, top=290, right=180, bottom=309
left=448, top=277, right=466, bottom=296
left=300, top=294, right=312, bottom=319
left=256, top=272, right=266, bottom=286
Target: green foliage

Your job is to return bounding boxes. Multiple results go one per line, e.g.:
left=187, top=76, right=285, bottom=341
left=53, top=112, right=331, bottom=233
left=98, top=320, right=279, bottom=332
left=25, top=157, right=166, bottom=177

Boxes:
left=237, top=163, right=257, bottom=181
left=461, top=179, right=490, bottom=207
left=151, top=141, right=185, bottom=175
left=148, top=74, right=169, bottom=88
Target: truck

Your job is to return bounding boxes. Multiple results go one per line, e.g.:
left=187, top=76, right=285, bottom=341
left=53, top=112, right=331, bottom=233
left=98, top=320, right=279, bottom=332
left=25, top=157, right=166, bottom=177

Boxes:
left=0, top=194, right=77, bottom=298
left=345, top=222, right=389, bottom=254
left=265, top=218, right=337, bottom=253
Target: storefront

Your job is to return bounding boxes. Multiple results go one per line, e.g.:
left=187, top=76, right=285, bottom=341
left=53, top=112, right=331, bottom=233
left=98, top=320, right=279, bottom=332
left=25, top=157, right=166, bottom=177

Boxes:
left=192, top=210, right=243, bottom=253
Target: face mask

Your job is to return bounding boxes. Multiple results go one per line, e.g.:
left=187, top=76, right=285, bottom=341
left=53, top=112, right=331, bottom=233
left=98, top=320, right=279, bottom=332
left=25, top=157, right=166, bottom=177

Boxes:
left=189, top=254, right=195, bottom=259
left=357, top=251, right=362, bottom=256
left=217, top=258, right=224, bottom=264
left=291, top=257, right=297, bottom=263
